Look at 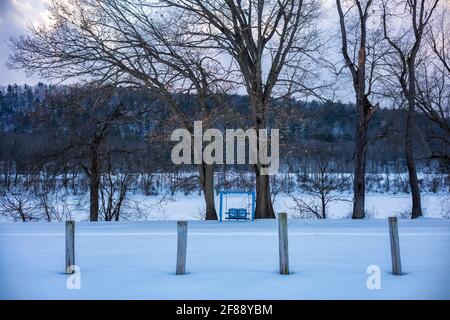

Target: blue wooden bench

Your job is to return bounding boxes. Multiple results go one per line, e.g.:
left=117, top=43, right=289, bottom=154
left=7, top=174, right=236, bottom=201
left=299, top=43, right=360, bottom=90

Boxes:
left=225, top=208, right=250, bottom=221
left=219, top=191, right=255, bottom=222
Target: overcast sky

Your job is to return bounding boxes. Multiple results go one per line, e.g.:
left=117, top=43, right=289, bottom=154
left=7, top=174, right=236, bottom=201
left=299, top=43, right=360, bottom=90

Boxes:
left=0, top=0, right=339, bottom=87
left=0, top=0, right=49, bottom=85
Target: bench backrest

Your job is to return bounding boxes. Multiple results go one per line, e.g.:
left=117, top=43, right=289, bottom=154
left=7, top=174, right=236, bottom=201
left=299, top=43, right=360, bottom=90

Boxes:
left=226, top=208, right=249, bottom=219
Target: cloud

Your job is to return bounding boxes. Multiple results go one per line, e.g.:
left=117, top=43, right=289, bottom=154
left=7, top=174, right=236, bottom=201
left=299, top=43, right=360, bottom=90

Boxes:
left=9, top=0, right=49, bottom=29
left=0, top=0, right=14, bottom=16
left=0, top=0, right=49, bottom=85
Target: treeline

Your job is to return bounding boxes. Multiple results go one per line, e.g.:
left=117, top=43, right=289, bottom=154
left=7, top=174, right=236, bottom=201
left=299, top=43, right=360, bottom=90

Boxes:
left=0, top=83, right=448, bottom=222
left=1, top=83, right=447, bottom=177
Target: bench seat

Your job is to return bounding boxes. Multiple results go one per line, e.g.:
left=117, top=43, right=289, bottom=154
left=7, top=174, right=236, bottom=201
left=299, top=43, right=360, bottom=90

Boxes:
left=226, top=208, right=249, bottom=220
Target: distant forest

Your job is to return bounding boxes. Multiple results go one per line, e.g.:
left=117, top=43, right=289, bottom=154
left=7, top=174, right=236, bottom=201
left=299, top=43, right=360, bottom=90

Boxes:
left=1, top=83, right=447, bottom=181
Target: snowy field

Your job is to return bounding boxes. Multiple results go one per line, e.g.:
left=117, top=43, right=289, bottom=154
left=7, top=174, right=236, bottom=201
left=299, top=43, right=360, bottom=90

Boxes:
left=150, top=192, right=449, bottom=220
left=43, top=191, right=448, bottom=221
left=1, top=218, right=449, bottom=299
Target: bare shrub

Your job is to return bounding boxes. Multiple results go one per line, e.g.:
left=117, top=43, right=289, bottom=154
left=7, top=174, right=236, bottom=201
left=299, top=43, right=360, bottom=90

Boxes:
left=99, top=173, right=132, bottom=221
left=37, top=190, right=72, bottom=221
left=0, top=192, right=38, bottom=222
left=289, top=158, right=351, bottom=219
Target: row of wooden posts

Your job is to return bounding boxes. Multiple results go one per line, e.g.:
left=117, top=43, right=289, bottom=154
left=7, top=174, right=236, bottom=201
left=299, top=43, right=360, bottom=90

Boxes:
left=65, top=214, right=403, bottom=276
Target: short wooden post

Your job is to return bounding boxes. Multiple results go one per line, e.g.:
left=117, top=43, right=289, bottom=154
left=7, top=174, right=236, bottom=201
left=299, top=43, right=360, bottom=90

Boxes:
left=176, top=221, right=188, bottom=275
left=66, top=220, right=75, bottom=274
left=388, top=217, right=402, bottom=275
left=278, top=213, right=289, bottom=275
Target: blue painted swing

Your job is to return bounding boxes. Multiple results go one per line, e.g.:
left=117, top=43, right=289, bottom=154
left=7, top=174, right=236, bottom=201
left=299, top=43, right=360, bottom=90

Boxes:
left=218, top=190, right=256, bottom=222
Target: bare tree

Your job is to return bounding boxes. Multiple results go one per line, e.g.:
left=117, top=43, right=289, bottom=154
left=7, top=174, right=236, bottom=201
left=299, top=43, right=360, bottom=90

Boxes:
left=381, top=0, right=440, bottom=218
left=416, top=6, right=450, bottom=161
left=336, top=0, right=386, bottom=219
left=161, top=0, right=322, bottom=218
left=37, top=190, right=72, bottom=222
left=9, top=0, right=234, bottom=220
left=429, top=6, right=450, bottom=74
left=100, top=172, right=132, bottom=221
left=289, top=157, right=350, bottom=219
left=0, top=192, right=37, bottom=222
left=29, top=85, right=139, bottom=221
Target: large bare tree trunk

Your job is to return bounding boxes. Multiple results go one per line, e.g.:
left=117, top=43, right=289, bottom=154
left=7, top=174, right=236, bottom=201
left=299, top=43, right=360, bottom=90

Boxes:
left=198, top=163, right=217, bottom=220
left=254, top=167, right=275, bottom=219
left=352, top=97, right=368, bottom=219
left=89, top=150, right=100, bottom=222
left=321, top=193, right=326, bottom=219
left=252, top=97, right=275, bottom=219
left=381, top=0, right=438, bottom=219
left=352, top=139, right=367, bottom=219
left=336, top=0, right=376, bottom=220
left=405, top=64, right=422, bottom=219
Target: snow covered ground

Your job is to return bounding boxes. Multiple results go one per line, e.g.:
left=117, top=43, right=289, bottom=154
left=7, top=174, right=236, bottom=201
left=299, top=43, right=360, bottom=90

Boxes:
left=160, top=192, right=449, bottom=220
left=55, top=191, right=449, bottom=221
left=1, top=218, right=449, bottom=299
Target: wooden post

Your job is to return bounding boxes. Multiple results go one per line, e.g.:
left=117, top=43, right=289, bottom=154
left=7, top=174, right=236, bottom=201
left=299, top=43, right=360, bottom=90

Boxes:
left=66, top=220, right=75, bottom=274
left=278, top=213, right=289, bottom=275
left=388, top=217, right=402, bottom=275
left=176, top=221, right=188, bottom=275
